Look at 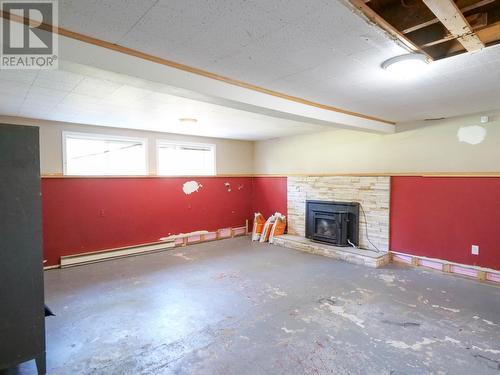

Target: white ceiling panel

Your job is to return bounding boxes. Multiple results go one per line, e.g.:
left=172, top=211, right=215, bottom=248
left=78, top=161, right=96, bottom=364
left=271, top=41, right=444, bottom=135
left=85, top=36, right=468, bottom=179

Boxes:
left=53, top=0, right=500, bottom=124
left=59, top=0, right=159, bottom=42
left=0, top=78, right=31, bottom=98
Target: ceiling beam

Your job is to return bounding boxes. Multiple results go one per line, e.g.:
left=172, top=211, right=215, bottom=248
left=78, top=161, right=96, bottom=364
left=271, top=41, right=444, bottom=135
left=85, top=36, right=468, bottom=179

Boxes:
left=422, top=0, right=485, bottom=51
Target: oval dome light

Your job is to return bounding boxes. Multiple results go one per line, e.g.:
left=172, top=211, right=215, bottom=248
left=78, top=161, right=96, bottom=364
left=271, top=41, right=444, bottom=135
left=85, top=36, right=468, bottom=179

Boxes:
left=381, top=53, right=429, bottom=79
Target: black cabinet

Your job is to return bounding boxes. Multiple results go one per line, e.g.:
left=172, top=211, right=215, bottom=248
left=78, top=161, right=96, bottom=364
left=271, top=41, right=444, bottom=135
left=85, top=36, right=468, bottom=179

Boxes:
left=0, top=125, right=46, bottom=374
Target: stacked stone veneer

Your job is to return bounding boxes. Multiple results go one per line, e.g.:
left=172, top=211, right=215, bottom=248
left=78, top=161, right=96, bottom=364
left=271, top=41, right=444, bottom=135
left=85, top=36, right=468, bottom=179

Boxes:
left=287, top=176, right=390, bottom=252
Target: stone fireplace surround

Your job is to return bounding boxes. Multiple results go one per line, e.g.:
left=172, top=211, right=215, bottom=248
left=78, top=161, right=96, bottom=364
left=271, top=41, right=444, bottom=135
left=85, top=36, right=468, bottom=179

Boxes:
left=286, top=176, right=390, bottom=252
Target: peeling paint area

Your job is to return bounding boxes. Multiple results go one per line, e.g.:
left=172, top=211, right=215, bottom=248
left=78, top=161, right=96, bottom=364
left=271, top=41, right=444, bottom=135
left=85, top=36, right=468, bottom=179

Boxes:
left=457, top=125, right=487, bottom=145
left=172, top=252, right=194, bottom=261
left=182, top=180, right=203, bottom=195
left=472, top=315, right=499, bottom=327
left=322, top=302, right=366, bottom=328
left=472, top=346, right=500, bottom=355
left=265, top=284, right=288, bottom=298
left=281, top=326, right=305, bottom=334
left=378, top=273, right=396, bottom=284
left=431, top=304, right=460, bottom=313
left=386, top=337, right=436, bottom=351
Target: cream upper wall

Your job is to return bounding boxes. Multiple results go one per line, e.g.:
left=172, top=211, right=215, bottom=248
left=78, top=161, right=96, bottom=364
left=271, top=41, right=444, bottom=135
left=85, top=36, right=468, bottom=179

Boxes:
left=0, top=116, right=254, bottom=175
left=254, top=111, right=500, bottom=175
left=3, top=110, right=500, bottom=176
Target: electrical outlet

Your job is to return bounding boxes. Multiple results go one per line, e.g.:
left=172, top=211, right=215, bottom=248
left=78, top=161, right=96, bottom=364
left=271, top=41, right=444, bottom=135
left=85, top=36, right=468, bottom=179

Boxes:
left=471, top=245, right=479, bottom=255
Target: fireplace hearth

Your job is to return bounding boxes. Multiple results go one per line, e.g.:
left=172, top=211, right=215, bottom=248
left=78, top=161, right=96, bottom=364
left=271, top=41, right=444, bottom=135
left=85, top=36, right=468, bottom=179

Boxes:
left=305, top=200, right=359, bottom=247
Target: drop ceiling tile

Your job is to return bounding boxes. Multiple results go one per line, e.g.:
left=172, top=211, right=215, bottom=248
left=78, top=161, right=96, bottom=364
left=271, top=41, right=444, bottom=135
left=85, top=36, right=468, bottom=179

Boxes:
left=33, top=77, right=81, bottom=92
left=26, top=86, right=68, bottom=104
left=0, top=79, right=31, bottom=98
left=0, top=95, right=24, bottom=108
left=59, top=92, right=107, bottom=108
left=36, top=69, right=84, bottom=84
left=33, top=70, right=85, bottom=92
left=0, top=101, right=22, bottom=116
left=0, top=69, right=37, bottom=84
left=142, top=92, right=184, bottom=107
left=128, top=0, right=290, bottom=67
left=106, top=86, right=153, bottom=104
left=59, top=0, right=159, bottom=43
left=248, top=26, right=347, bottom=74
left=72, top=78, right=122, bottom=99
left=270, top=55, right=366, bottom=90
left=119, top=4, right=204, bottom=60
left=202, top=45, right=305, bottom=87
left=19, top=101, right=56, bottom=117
left=249, top=0, right=331, bottom=23
left=291, top=3, right=375, bottom=56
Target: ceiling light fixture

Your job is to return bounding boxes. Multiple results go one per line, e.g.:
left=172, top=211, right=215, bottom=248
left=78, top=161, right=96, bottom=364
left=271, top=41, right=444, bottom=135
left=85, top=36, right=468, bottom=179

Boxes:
left=480, top=116, right=489, bottom=124
left=179, top=118, right=198, bottom=124
left=381, top=53, right=429, bottom=78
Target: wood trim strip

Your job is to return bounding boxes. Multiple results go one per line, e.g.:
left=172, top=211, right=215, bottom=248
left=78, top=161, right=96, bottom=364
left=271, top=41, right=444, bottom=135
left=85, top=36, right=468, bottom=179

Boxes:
left=0, top=10, right=395, bottom=126
left=41, top=172, right=500, bottom=179
left=41, top=174, right=256, bottom=179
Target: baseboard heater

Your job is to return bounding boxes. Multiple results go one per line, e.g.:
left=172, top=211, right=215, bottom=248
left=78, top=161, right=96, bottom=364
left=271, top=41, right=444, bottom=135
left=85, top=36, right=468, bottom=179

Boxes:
left=58, top=222, right=249, bottom=268
left=60, top=241, right=176, bottom=268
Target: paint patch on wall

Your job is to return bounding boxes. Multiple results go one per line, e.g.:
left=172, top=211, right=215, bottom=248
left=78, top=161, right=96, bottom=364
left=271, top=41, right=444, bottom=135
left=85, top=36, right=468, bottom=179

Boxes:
left=182, top=181, right=203, bottom=195
left=457, top=125, right=487, bottom=145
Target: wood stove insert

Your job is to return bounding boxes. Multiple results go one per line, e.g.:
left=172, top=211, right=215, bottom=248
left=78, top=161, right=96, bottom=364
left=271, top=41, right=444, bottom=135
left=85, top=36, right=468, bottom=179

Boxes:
left=305, top=200, right=359, bottom=247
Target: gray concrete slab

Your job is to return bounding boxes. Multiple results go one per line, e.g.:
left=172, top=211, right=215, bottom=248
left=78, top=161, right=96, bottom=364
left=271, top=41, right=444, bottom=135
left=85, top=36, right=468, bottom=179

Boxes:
left=4, top=237, right=500, bottom=374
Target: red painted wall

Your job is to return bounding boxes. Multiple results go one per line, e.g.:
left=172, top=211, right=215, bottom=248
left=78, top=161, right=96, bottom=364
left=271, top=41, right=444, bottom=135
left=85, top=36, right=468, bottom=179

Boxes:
left=251, top=177, right=288, bottom=220
left=42, top=177, right=253, bottom=266
left=43, top=175, right=500, bottom=271
left=391, top=177, right=500, bottom=270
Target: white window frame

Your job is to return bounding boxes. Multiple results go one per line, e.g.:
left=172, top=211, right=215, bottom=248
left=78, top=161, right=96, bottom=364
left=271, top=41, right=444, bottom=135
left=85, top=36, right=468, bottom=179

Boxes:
left=62, top=131, right=149, bottom=176
left=156, top=139, right=217, bottom=176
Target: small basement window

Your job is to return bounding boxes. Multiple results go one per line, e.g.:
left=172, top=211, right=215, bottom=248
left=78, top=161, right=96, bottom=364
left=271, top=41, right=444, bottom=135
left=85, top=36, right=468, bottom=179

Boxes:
left=63, top=132, right=148, bottom=176
left=157, top=140, right=216, bottom=176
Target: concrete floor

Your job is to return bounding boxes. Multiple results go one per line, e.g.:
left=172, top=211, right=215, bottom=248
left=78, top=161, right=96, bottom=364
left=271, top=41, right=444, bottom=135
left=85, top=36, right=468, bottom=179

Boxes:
left=6, top=237, right=500, bottom=374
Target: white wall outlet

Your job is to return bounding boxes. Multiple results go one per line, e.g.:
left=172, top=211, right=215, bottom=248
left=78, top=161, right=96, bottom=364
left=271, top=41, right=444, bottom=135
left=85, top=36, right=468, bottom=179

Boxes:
left=471, top=245, right=479, bottom=255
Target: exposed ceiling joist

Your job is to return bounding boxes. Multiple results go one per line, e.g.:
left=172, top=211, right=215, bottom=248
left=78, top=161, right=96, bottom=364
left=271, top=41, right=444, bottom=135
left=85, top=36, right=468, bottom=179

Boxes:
left=390, top=0, right=495, bottom=34
left=422, top=0, right=485, bottom=51
left=353, top=0, right=500, bottom=60
left=401, top=0, right=495, bottom=34
left=444, top=20, right=500, bottom=54
left=411, top=12, right=488, bottom=48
